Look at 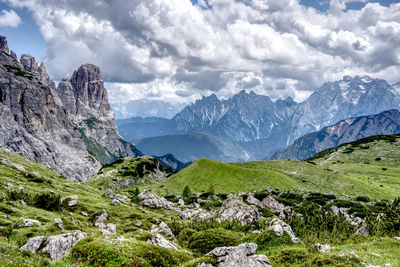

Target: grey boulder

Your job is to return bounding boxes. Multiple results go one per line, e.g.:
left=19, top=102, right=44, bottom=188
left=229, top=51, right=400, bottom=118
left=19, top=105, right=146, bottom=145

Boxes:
left=217, top=198, right=260, bottom=225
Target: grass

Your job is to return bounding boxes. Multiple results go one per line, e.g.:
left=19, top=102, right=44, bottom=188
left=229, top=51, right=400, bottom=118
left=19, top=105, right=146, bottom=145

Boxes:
left=147, top=158, right=400, bottom=199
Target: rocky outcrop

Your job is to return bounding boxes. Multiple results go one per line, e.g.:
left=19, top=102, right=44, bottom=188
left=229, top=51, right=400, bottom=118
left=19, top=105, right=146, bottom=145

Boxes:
left=55, top=64, right=142, bottom=165
left=268, top=217, right=299, bottom=243
left=21, top=231, right=87, bottom=260
left=260, top=196, right=285, bottom=213
left=147, top=233, right=178, bottom=250
left=0, top=39, right=101, bottom=181
left=138, top=190, right=175, bottom=210
left=355, top=225, right=369, bottom=236
left=54, top=218, right=64, bottom=231
left=18, top=219, right=41, bottom=228
left=41, top=231, right=87, bottom=260
left=61, top=195, right=78, bottom=207
left=217, top=198, right=260, bottom=225
left=0, top=36, right=9, bottom=54
left=204, top=243, right=271, bottom=267
left=180, top=208, right=215, bottom=221
left=92, top=210, right=110, bottom=226
left=99, top=223, right=116, bottom=236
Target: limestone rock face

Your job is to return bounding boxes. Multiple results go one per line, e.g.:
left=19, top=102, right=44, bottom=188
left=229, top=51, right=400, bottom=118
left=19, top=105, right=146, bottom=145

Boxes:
left=260, top=196, right=285, bottom=212
left=54, top=64, right=142, bottom=165
left=205, top=243, right=271, bottom=267
left=147, top=233, right=178, bottom=250
left=41, top=231, right=87, bottom=260
left=0, top=36, right=9, bottom=54
left=99, top=223, right=116, bottom=236
left=20, top=236, right=45, bottom=253
left=267, top=217, right=299, bottom=243
left=217, top=198, right=260, bottom=225
left=138, top=190, right=175, bottom=210
left=0, top=46, right=101, bottom=181
left=20, top=231, right=87, bottom=260
left=19, top=54, right=56, bottom=90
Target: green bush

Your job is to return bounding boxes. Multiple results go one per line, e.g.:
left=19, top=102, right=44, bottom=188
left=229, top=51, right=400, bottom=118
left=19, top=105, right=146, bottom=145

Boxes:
left=177, top=228, right=197, bottom=246
left=6, top=190, right=31, bottom=203
left=356, top=196, right=370, bottom=202
left=254, top=191, right=269, bottom=201
left=33, top=192, right=61, bottom=211
left=188, top=228, right=242, bottom=254
left=70, top=238, right=191, bottom=267
left=242, top=230, right=292, bottom=250
left=182, top=186, right=191, bottom=199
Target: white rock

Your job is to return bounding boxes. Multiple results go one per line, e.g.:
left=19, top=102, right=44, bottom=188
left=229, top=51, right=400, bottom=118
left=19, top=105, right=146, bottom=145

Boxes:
left=147, top=233, right=178, bottom=250
left=138, top=190, right=175, bottom=210
left=393, top=237, right=400, bottom=241
left=207, top=243, right=271, bottom=267
left=151, top=222, right=176, bottom=240
left=20, top=236, right=45, bottom=253
left=54, top=218, right=64, bottom=231
left=111, top=199, right=120, bottom=206
left=217, top=198, right=260, bottom=225
left=246, top=194, right=262, bottom=207
left=93, top=210, right=109, bottom=226
left=61, top=195, right=78, bottom=207
left=41, top=231, right=87, bottom=260
left=267, top=217, right=299, bottom=243
left=4, top=182, right=14, bottom=190
left=314, top=243, right=331, bottom=253
left=260, top=196, right=285, bottom=212
left=20, top=219, right=41, bottom=228
left=99, top=223, right=116, bottom=236
left=355, top=225, right=369, bottom=236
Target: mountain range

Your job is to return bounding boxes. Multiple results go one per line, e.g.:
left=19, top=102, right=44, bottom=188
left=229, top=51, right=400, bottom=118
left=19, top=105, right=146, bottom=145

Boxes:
left=271, top=109, right=400, bottom=160
left=111, top=100, right=185, bottom=119
left=117, top=75, right=400, bottom=161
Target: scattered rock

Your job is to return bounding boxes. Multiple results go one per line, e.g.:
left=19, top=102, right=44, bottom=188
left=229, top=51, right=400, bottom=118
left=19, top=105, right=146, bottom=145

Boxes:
left=93, top=210, right=110, bottom=226
left=217, top=198, right=260, bottom=225
left=80, top=212, right=88, bottom=216
left=260, top=196, right=285, bottom=213
left=20, top=236, right=45, bottom=253
left=19, top=219, right=41, bottom=228
left=198, top=263, right=214, bottom=267
left=104, top=189, right=114, bottom=198
left=393, top=237, right=400, bottom=241
left=246, top=194, right=262, bottom=207
left=61, top=196, right=78, bottom=207
left=133, top=221, right=143, bottom=227
left=267, top=217, right=299, bottom=243
left=41, top=231, right=87, bottom=260
left=4, top=182, right=14, bottom=190
left=355, top=225, right=369, bottom=236
left=21, top=231, right=87, bottom=260
left=362, top=263, right=392, bottom=267
left=138, top=190, right=175, bottom=210
left=111, top=199, right=120, bottom=206
left=18, top=186, right=24, bottom=191
left=54, top=218, right=64, bottom=231
left=313, top=243, right=331, bottom=253
left=1, top=159, right=26, bottom=172
left=180, top=208, right=215, bottom=221
left=205, top=243, right=271, bottom=267
left=151, top=222, right=176, bottom=241
left=147, top=233, right=178, bottom=250
left=99, top=223, right=116, bottom=236
left=20, top=200, right=27, bottom=206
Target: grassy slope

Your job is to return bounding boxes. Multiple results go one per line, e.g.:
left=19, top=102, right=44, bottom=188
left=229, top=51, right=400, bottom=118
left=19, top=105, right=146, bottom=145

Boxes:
left=0, top=146, right=399, bottom=266
left=149, top=157, right=400, bottom=199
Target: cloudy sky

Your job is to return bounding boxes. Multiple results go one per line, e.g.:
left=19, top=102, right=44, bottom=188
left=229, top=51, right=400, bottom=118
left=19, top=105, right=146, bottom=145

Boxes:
left=0, top=0, right=400, bottom=105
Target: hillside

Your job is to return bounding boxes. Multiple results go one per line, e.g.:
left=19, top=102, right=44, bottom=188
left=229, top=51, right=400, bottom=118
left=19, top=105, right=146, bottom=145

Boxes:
left=149, top=158, right=400, bottom=199
left=1, top=146, right=399, bottom=266
left=272, top=109, right=400, bottom=160
left=134, top=130, right=250, bottom=163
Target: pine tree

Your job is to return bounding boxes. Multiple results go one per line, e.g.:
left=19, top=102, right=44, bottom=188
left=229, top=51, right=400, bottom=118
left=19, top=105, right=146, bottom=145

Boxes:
left=183, top=185, right=191, bottom=199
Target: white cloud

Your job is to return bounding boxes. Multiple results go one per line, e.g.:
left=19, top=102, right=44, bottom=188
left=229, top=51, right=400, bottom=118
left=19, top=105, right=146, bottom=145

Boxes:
left=5, top=0, right=400, bottom=104
left=0, top=9, right=21, bottom=27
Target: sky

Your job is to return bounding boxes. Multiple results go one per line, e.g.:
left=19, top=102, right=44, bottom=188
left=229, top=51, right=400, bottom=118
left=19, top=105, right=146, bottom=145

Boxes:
left=0, top=0, right=400, bottom=105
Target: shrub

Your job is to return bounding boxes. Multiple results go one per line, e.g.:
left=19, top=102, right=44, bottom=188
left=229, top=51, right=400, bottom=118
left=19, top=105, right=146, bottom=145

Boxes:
left=177, top=228, right=197, bottom=246
left=71, top=238, right=191, bottom=267
left=6, top=190, right=31, bottom=203
left=242, top=230, right=292, bottom=250
left=355, top=196, right=370, bottom=202
left=33, top=192, right=61, bottom=211
left=182, top=186, right=191, bottom=199
left=188, top=228, right=242, bottom=254
left=254, top=191, right=269, bottom=201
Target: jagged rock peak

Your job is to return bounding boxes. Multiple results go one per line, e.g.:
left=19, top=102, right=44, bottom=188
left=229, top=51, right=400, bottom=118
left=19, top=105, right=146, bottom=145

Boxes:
left=19, top=54, right=55, bottom=89
left=0, top=36, right=9, bottom=54
left=10, top=50, right=18, bottom=61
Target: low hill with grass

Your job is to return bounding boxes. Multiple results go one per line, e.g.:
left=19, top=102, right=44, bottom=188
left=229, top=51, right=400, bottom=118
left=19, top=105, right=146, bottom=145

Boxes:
left=148, top=155, right=400, bottom=199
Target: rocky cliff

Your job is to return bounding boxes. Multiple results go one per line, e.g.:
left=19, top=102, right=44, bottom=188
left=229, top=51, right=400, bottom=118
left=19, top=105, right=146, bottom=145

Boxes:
left=55, top=64, right=142, bottom=164
left=0, top=39, right=101, bottom=181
